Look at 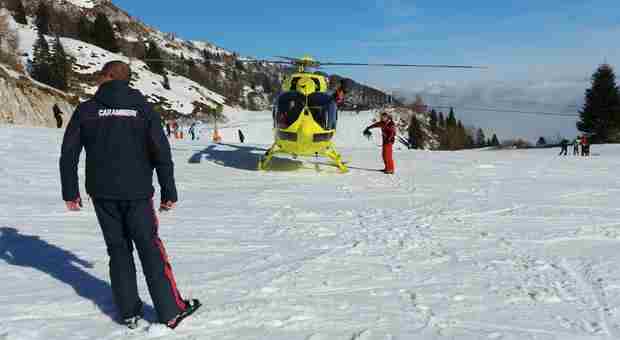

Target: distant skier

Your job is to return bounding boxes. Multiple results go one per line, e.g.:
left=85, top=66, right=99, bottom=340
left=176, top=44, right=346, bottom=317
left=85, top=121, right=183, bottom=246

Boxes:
left=53, top=104, right=63, bottom=128
left=165, top=121, right=172, bottom=137
left=559, top=139, right=569, bottom=156
left=363, top=112, right=396, bottom=174
left=581, top=135, right=590, bottom=156
left=59, top=61, right=200, bottom=330
left=189, top=122, right=197, bottom=140
left=238, top=129, right=245, bottom=143
left=573, top=136, right=580, bottom=156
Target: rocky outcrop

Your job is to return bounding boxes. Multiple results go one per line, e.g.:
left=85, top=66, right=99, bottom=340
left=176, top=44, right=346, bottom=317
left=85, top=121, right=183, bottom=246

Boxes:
left=0, top=66, right=77, bottom=128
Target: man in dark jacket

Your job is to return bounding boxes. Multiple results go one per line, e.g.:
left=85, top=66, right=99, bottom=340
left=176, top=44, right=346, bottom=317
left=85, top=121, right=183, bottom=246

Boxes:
left=59, top=61, right=200, bottom=329
left=364, top=112, right=397, bottom=174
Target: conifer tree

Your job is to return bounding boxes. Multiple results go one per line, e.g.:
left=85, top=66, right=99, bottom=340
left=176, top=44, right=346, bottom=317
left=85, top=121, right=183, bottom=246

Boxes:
left=409, top=114, right=425, bottom=149
left=162, top=73, right=171, bottom=90
left=145, top=41, right=165, bottom=75
left=491, top=134, right=500, bottom=147
left=77, top=16, right=92, bottom=43
left=447, top=107, right=457, bottom=128
left=31, top=31, right=52, bottom=86
left=50, top=35, right=72, bottom=91
left=35, top=2, right=50, bottom=35
left=14, top=0, right=27, bottom=25
left=577, top=64, right=620, bottom=143
left=438, top=112, right=445, bottom=128
left=92, top=13, right=118, bottom=52
left=429, top=109, right=438, bottom=133
left=456, top=120, right=467, bottom=149
left=476, top=128, right=486, bottom=147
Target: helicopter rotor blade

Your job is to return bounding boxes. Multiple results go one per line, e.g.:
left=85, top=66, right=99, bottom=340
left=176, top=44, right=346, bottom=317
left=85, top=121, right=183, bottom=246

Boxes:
left=239, top=59, right=293, bottom=65
left=274, top=56, right=301, bottom=61
left=319, top=62, right=487, bottom=69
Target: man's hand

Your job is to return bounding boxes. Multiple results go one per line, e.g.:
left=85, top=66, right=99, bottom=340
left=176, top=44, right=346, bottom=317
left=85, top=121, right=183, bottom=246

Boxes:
left=65, top=198, right=83, bottom=211
left=363, top=129, right=372, bottom=138
left=159, top=201, right=177, bottom=212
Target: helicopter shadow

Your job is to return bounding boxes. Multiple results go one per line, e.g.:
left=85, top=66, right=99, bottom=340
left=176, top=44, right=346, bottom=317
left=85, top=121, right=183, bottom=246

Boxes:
left=0, top=227, right=159, bottom=323
left=189, top=143, right=304, bottom=172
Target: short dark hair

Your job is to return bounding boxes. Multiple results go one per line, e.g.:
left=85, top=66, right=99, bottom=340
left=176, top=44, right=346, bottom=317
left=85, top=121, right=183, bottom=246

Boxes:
left=100, top=61, right=131, bottom=81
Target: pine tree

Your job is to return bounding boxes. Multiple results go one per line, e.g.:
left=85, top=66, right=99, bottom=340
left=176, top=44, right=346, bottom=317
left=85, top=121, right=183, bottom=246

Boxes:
left=50, top=35, right=72, bottom=91
left=536, top=137, right=547, bottom=146
left=31, top=31, right=52, bottom=86
left=35, top=2, right=50, bottom=35
left=491, top=134, right=500, bottom=147
left=145, top=41, right=165, bottom=75
left=438, top=112, right=445, bottom=128
left=92, top=13, right=118, bottom=52
left=409, top=114, right=425, bottom=149
left=14, top=0, right=27, bottom=25
left=577, top=64, right=620, bottom=143
left=447, top=107, right=457, bottom=127
left=476, top=128, right=486, bottom=147
left=429, top=109, right=438, bottom=133
left=456, top=120, right=467, bottom=149
left=466, top=131, right=475, bottom=149
left=77, top=17, right=92, bottom=43
left=162, top=73, right=171, bottom=90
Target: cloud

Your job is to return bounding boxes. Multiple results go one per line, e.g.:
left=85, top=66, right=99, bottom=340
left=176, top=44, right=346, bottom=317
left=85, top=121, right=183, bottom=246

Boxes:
left=392, top=75, right=590, bottom=141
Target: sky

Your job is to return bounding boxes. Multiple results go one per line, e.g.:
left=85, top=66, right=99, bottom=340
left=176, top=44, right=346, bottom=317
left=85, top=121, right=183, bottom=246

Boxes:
left=112, top=0, right=620, bottom=141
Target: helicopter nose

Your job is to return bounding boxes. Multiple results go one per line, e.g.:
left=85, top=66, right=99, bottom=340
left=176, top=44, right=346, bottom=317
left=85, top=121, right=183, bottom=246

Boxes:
left=297, top=112, right=314, bottom=144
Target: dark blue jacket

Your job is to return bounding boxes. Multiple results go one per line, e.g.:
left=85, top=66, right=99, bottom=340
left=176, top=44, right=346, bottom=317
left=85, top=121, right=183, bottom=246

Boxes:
left=60, top=80, right=177, bottom=202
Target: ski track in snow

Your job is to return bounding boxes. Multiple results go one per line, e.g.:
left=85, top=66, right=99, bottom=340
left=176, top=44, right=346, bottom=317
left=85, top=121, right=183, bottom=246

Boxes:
left=2, top=110, right=620, bottom=339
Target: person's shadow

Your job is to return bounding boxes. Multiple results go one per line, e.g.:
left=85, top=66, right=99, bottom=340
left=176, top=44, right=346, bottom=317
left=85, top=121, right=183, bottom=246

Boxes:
left=0, top=227, right=127, bottom=323
left=189, top=143, right=303, bottom=171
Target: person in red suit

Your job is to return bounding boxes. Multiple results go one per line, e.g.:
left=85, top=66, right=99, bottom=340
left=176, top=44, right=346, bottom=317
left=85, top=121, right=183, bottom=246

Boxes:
left=364, top=112, right=396, bottom=174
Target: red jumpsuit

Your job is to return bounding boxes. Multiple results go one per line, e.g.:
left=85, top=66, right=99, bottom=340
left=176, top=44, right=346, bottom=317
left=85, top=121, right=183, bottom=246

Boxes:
left=367, top=119, right=396, bottom=173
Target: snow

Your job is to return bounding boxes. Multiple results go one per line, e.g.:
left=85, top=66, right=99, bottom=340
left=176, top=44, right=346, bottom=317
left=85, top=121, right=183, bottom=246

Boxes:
left=16, top=25, right=229, bottom=114
left=63, top=0, right=96, bottom=9
left=2, top=110, right=620, bottom=339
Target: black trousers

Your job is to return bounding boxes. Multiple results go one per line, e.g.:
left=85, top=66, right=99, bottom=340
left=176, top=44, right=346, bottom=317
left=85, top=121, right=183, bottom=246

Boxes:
left=93, top=199, right=187, bottom=322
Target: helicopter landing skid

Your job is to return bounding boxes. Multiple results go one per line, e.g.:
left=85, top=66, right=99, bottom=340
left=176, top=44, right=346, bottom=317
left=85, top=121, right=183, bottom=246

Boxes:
left=258, top=145, right=348, bottom=173
left=325, top=148, right=349, bottom=173
left=258, top=145, right=278, bottom=171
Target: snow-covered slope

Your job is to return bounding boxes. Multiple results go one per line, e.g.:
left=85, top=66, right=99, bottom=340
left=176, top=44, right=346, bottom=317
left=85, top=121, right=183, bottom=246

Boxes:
left=2, top=111, right=620, bottom=339
left=17, top=25, right=228, bottom=115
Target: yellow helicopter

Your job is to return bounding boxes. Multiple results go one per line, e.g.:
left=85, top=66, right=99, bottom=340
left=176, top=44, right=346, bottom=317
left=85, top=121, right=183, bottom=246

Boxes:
left=248, top=55, right=484, bottom=173
left=138, top=55, right=484, bottom=172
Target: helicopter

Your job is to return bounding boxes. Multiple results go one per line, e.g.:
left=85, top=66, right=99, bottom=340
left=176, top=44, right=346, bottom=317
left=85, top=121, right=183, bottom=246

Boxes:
left=134, top=54, right=485, bottom=172
left=243, top=55, right=485, bottom=172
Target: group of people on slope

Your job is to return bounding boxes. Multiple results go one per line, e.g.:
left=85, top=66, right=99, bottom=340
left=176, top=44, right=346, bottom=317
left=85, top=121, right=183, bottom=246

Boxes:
left=559, top=135, right=591, bottom=157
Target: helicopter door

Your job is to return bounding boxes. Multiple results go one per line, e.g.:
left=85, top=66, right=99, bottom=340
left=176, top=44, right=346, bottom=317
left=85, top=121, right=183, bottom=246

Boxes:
left=308, top=93, right=338, bottom=130
left=275, top=91, right=305, bottom=129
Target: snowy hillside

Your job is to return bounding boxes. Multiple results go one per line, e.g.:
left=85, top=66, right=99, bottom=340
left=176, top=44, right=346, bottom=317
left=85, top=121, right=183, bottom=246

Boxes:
left=17, top=24, right=228, bottom=114
left=2, top=110, right=620, bottom=339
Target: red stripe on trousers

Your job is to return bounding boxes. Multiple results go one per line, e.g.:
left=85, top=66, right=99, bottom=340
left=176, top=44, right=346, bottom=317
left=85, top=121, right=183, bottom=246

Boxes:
left=150, top=200, right=187, bottom=311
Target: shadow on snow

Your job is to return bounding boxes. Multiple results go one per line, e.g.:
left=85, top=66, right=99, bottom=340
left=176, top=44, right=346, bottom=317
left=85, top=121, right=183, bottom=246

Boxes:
left=189, top=143, right=304, bottom=172
left=0, top=227, right=155, bottom=324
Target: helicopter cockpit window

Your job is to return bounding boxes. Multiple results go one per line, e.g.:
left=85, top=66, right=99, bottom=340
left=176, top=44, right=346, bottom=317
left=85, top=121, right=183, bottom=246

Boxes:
left=275, top=92, right=305, bottom=129
left=308, top=93, right=338, bottom=130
